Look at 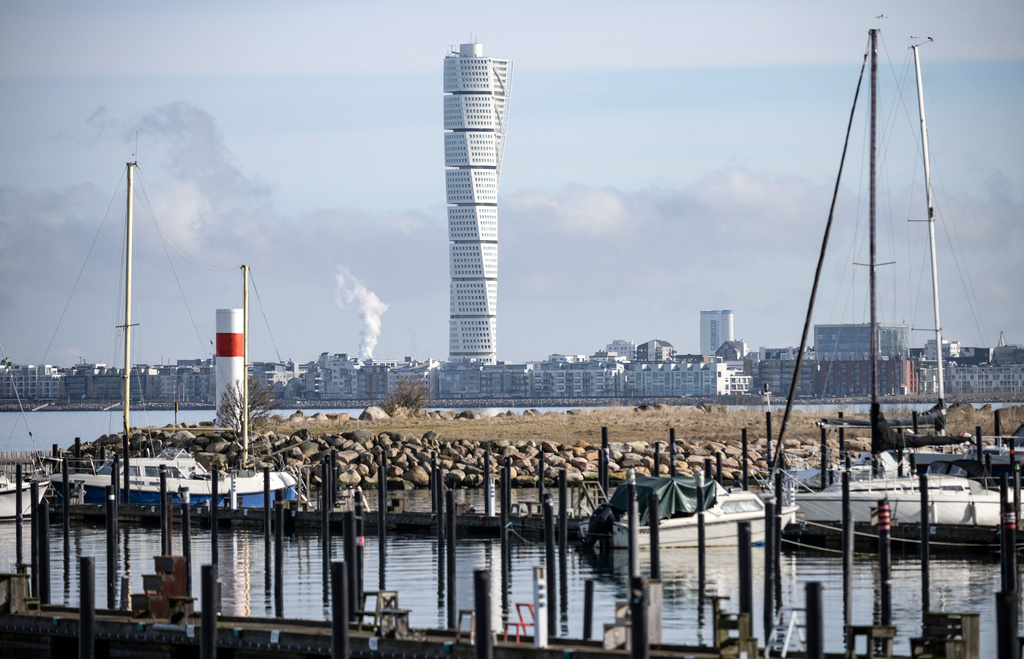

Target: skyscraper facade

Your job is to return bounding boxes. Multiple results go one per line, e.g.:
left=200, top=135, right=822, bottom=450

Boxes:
left=444, top=42, right=512, bottom=364
left=700, top=310, right=734, bottom=356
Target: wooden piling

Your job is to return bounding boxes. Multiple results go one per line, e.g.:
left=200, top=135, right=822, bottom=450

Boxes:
left=737, top=521, right=752, bottom=616
left=920, top=473, right=930, bottom=617
left=446, top=489, right=456, bottom=630
left=878, top=499, right=892, bottom=626
left=648, top=491, right=660, bottom=581
left=475, top=570, right=493, bottom=659
left=122, top=433, right=131, bottom=505
left=210, top=468, right=219, bottom=565
left=764, top=497, right=775, bottom=638
left=16, top=464, right=23, bottom=569
left=80, top=557, right=95, bottom=659
left=741, top=428, right=749, bottom=490
left=181, top=488, right=192, bottom=597
left=629, top=576, right=650, bottom=659
left=331, top=561, right=349, bottom=659
left=37, top=500, right=50, bottom=605
left=200, top=564, right=217, bottom=659
left=274, top=501, right=284, bottom=618
left=105, top=485, right=116, bottom=609
left=806, top=582, right=823, bottom=659
left=543, top=495, right=556, bottom=636
left=669, top=428, right=677, bottom=479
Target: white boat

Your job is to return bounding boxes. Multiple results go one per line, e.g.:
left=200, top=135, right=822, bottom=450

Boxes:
left=50, top=448, right=296, bottom=507
left=0, top=472, right=48, bottom=520
left=796, top=473, right=1004, bottom=526
left=579, top=475, right=797, bottom=549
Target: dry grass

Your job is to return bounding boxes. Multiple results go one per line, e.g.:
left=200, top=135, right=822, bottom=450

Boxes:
left=263, top=403, right=982, bottom=449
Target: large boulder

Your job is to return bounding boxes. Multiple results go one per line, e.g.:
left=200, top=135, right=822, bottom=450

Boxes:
left=456, top=410, right=488, bottom=420
left=406, top=465, right=431, bottom=487
left=195, top=452, right=229, bottom=472
left=359, top=406, right=390, bottom=421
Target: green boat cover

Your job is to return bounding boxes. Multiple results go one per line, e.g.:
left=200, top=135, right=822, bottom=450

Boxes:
left=607, top=476, right=718, bottom=525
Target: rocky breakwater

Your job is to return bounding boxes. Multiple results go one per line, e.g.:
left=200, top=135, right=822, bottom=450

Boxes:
left=71, top=405, right=868, bottom=492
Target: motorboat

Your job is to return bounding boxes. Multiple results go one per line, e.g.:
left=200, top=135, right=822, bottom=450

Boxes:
left=49, top=448, right=297, bottom=507
left=795, top=473, right=1005, bottom=526
left=0, top=472, right=48, bottom=520
left=579, top=474, right=797, bottom=549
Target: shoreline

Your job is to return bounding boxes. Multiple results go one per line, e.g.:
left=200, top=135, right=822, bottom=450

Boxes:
left=1, top=392, right=1022, bottom=413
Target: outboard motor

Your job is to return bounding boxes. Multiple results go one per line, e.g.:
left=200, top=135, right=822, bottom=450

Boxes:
left=581, top=502, right=618, bottom=549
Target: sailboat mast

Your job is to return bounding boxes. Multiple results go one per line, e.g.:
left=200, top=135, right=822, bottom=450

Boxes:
left=242, top=265, right=249, bottom=468
left=869, top=29, right=879, bottom=406
left=123, top=162, right=136, bottom=438
left=912, top=44, right=946, bottom=413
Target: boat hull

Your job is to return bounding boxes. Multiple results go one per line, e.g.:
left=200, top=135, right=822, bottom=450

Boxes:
left=608, top=505, right=798, bottom=548
left=50, top=473, right=296, bottom=508
left=797, top=476, right=1005, bottom=526
left=0, top=479, right=48, bottom=520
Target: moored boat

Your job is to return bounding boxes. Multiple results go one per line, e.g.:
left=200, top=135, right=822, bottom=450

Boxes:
left=0, top=472, right=48, bottom=520
left=49, top=448, right=296, bottom=507
left=579, top=474, right=797, bottom=549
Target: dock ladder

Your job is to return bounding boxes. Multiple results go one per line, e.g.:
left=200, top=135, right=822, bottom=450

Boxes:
left=765, top=606, right=805, bottom=658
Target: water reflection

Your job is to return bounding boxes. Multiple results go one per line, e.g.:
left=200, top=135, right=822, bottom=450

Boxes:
left=0, top=520, right=1016, bottom=657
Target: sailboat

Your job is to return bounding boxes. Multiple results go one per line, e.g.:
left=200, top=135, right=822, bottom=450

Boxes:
left=782, top=34, right=1005, bottom=526
left=50, top=163, right=297, bottom=507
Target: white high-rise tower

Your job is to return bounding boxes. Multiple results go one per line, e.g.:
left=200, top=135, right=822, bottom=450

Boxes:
left=700, top=310, right=735, bottom=355
left=444, top=42, right=512, bottom=364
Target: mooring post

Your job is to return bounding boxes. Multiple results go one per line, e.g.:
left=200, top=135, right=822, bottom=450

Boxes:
left=537, top=445, right=547, bottom=500
left=1015, top=462, right=1021, bottom=530
left=354, top=491, right=364, bottom=604
left=704, top=458, right=713, bottom=485
left=331, top=561, right=349, bottom=659
left=80, top=556, right=95, bottom=659
left=669, top=428, right=677, bottom=478
left=446, top=489, right=457, bottom=630
left=738, top=521, right=752, bottom=616
left=696, top=470, right=706, bottom=611
left=629, top=576, right=650, bottom=659
left=436, top=470, right=446, bottom=550
left=105, top=485, right=116, bottom=609
left=122, top=433, right=131, bottom=505
left=741, top=428, right=749, bottom=490
left=344, top=509, right=357, bottom=621
left=1001, top=476, right=1017, bottom=596
left=111, top=452, right=119, bottom=515
left=263, top=466, right=271, bottom=546
left=996, top=589, right=1017, bottom=659
left=30, top=480, right=38, bottom=596
left=430, top=452, right=438, bottom=514
left=378, top=465, right=386, bottom=588
left=583, top=579, right=594, bottom=641
left=484, top=451, right=493, bottom=517
left=274, top=500, right=284, bottom=618
left=653, top=442, right=661, bottom=477
left=806, top=582, right=823, bottom=659
left=475, top=569, right=493, bottom=659
left=62, top=459, right=70, bottom=578
left=878, top=499, right=892, bottom=626
left=38, top=500, right=50, bottom=605
left=627, top=473, right=638, bottom=580
left=773, top=470, right=783, bottom=608
left=600, top=427, right=610, bottom=496
left=321, top=469, right=330, bottom=590
left=819, top=426, right=828, bottom=491
left=543, top=494, right=556, bottom=635
left=765, top=411, right=773, bottom=465
left=558, top=469, right=568, bottom=551
left=648, top=491, right=660, bottom=580
left=159, top=466, right=169, bottom=555
left=716, top=452, right=723, bottom=486
left=533, top=566, right=548, bottom=648
left=200, top=564, right=217, bottom=659
left=181, top=488, right=192, bottom=597
left=976, top=425, right=984, bottom=463
left=331, top=448, right=339, bottom=509
left=919, top=473, right=930, bottom=618
left=210, top=468, right=219, bottom=565
left=842, top=456, right=852, bottom=643
left=16, top=464, right=23, bottom=569
left=764, top=496, right=776, bottom=639
left=74, top=436, right=81, bottom=460
left=838, top=411, right=846, bottom=457
left=500, top=457, right=509, bottom=561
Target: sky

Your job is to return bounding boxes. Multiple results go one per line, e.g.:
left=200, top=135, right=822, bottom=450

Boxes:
left=1, top=1, right=1021, bottom=369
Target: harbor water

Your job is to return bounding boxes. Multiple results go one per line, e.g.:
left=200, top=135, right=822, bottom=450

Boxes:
left=0, top=514, right=1017, bottom=656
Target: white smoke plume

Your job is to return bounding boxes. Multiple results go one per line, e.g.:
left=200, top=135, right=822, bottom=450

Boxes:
left=334, top=267, right=389, bottom=359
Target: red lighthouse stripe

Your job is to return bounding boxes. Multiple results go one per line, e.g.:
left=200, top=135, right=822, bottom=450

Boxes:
left=216, top=333, right=243, bottom=358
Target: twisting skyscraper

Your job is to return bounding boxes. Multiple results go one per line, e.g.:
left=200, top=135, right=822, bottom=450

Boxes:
left=444, top=42, right=512, bottom=364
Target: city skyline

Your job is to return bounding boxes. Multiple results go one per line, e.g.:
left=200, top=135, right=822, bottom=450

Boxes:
left=1, top=2, right=1021, bottom=369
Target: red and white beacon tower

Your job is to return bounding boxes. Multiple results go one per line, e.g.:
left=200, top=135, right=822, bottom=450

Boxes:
left=215, top=308, right=244, bottom=408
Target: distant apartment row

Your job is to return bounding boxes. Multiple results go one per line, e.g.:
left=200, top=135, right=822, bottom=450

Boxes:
left=3, top=327, right=1022, bottom=403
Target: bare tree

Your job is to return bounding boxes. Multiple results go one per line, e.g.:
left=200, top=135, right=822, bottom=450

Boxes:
left=380, top=377, right=432, bottom=415
left=217, top=376, right=278, bottom=433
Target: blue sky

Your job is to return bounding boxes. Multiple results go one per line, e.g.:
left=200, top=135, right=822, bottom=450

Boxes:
left=1, top=1, right=1021, bottom=368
